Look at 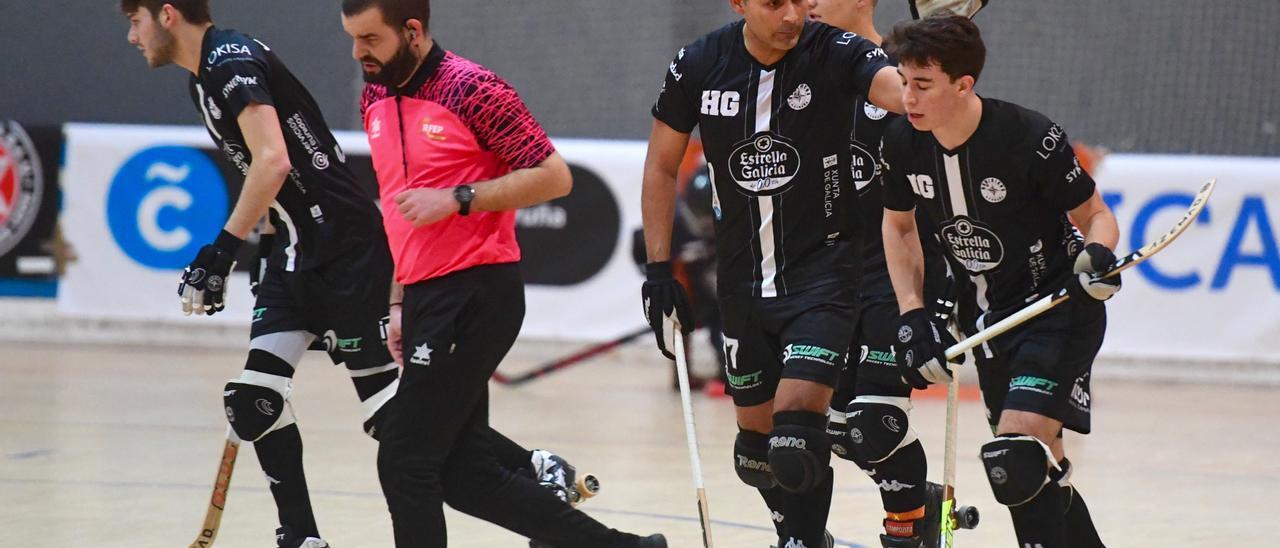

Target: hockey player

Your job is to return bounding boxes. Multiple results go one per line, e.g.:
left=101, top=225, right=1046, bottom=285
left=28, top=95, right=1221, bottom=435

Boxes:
left=808, top=1, right=955, bottom=546
left=879, top=15, right=1116, bottom=548
left=121, top=1, right=595, bottom=545
left=640, top=0, right=908, bottom=545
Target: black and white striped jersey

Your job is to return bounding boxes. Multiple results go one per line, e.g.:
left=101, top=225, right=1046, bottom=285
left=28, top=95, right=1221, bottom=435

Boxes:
left=189, top=26, right=381, bottom=272
left=880, top=97, right=1095, bottom=315
left=652, top=20, right=891, bottom=298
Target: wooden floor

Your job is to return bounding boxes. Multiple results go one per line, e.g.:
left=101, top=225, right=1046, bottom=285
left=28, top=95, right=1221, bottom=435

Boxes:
left=1, top=340, right=1275, bottom=547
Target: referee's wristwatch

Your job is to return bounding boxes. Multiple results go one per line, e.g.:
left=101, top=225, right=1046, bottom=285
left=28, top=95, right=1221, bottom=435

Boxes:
left=453, top=184, right=476, bottom=216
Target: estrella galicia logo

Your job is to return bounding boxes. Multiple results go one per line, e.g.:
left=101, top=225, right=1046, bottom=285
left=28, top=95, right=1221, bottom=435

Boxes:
left=107, top=146, right=228, bottom=269
left=940, top=215, right=1005, bottom=273
left=849, top=141, right=878, bottom=192
left=729, top=132, right=801, bottom=196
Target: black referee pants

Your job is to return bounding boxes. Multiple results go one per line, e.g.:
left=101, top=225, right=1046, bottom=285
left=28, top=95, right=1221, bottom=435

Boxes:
left=377, top=263, right=631, bottom=547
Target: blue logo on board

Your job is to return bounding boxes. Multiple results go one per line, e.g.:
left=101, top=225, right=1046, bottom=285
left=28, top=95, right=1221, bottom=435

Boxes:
left=106, top=146, right=227, bottom=269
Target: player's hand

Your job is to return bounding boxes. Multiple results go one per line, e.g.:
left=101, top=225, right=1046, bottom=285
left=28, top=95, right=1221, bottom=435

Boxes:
left=387, top=303, right=404, bottom=367
left=1068, top=243, right=1121, bottom=303
left=249, top=233, right=273, bottom=298
left=178, top=230, right=241, bottom=316
left=895, top=308, right=954, bottom=389
left=641, top=261, right=694, bottom=360
left=394, top=187, right=460, bottom=228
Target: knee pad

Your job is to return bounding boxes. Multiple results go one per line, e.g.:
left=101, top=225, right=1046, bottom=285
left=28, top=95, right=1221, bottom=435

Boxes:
left=224, top=357, right=296, bottom=442
left=980, top=434, right=1061, bottom=507
left=826, top=407, right=855, bottom=462
left=767, top=411, right=831, bottom=493
left=734, top=431, right=777, bottom=489
left=845, top=396, right=919, bottom=469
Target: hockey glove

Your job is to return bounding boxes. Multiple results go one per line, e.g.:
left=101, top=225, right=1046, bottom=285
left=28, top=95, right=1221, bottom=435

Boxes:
left=895, top=307, right=954, bottom=389
left=1068, top=243, right=1121, bottom=303
left=249, top=233, right=273, bottom=298
left=641, top=261, right=694, bottom=360
left=179, top=230, right=241, bottom=316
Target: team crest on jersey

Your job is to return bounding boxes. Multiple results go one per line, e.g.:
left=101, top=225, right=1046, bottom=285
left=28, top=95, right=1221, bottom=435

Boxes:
left=980, top=177, right=1007, bottom=203
left=787, top=84, right=812, bottom=111
left=728, top=133, right=801, bottom=196
left=863, top=102, right=888, bottom=121
left=941, top=215, right=1005, bottom=273
left=0, top=121, right=44, bottom=258
left=849, top=142, right=878, bottom=191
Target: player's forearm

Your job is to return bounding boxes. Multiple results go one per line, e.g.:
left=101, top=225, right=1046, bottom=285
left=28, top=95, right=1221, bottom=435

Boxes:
left=641, top=160, right=678, bottom=263
left=883, top=212, right=927, bottom=314
left=224, top=158, right=290, bottom=239
left=869, top=66, right=906, bottom=115
left=1079, top=209, right=1120, bottom=251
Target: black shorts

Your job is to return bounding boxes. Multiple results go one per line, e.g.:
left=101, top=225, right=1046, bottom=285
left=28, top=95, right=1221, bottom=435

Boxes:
left=832, top=298, right=912, bottom=411
left=251, top=235, right=395, bottom=370
left=973, top=299, right=1106, bottom=435
left=719, top=282, right=858, bottom=407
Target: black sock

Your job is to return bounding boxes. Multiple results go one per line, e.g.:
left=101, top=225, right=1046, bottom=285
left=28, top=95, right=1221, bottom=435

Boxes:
left=869, top=440, right=928, bottom=537
left=254, top=424, right=319, bottom=539
left=758, top=485, right=787, bottom=539
left=485, top=427, right=534, bottom=473
left=1008, top=481, right=1067, bottom=548
left=1063, top=484, right=1105, bottom=548
left=781, top=469, right=834, bottom=546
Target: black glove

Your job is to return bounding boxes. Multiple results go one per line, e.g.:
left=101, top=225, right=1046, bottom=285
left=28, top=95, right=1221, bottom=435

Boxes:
left=895, top=308, right=954, bottom=389
left=178, top=230, right=241, bottom=316
left=641, top=261, right=694, bottom=360
left=249, top=233, right=274, bottom=298
left=1067, top=243, right=1122, bottom=303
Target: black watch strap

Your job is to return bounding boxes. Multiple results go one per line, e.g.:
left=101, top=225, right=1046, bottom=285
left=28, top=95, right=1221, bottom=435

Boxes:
left=454, top=185, right=475, bottom=216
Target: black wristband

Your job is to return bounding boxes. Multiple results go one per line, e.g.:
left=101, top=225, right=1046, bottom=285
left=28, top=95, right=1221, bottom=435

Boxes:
left=214, top=229, right=245, bottom=254
left=644, top=261, right=674, bottom=281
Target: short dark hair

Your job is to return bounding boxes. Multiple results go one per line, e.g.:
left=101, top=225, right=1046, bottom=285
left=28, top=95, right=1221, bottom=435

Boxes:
left=341, top=0, right=430, bottom=32
left=885, top=15, right=985, bottom=82
left=120, top=0, right=212, bottom=24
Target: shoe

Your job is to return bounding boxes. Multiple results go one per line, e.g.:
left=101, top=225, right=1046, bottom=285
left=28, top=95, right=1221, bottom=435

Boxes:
left=877, top=481, right=942, bottom=548
left=530, top=449, right=587, bottom=505
left=276, top=526, right=331, bottom=548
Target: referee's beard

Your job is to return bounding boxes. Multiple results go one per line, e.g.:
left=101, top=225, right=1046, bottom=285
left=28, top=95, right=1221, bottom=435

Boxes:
left=360, top=37, right=419, bottom=88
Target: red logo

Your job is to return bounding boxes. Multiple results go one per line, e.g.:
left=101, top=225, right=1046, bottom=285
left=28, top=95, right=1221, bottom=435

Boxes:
left=0, top=121, right=43, bottom=258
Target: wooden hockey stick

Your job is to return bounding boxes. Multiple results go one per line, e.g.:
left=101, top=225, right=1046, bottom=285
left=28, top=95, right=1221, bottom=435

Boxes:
left=492, top=327, right=650, bottom=386
left=673, top=331, right=715, bottom=547
left=189, top=427, right=240, bottom=548
left=944, top=179, right=1216, bottom=362
left=936, top=179, right=1214, bottom=545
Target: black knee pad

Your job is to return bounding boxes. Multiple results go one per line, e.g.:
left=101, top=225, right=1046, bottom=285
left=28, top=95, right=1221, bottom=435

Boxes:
left=980, top=434, right=1059, bottom=507
left=734, top=431, right=777, bottom=489
left=223, top=379, right=287, bottom=442
left=768, top=411, right=831, bottom=494
left=845, top=397, right=917, bottom=469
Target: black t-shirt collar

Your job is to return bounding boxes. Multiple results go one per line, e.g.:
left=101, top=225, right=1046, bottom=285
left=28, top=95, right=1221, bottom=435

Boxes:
left=395, top=41, right=447, bottom=96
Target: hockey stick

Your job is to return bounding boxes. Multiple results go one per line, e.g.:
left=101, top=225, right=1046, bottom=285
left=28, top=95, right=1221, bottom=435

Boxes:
left=939, top=346, right=980, bottom=547
left=189, top=427, right=240, bottom=548
left=943, top=178, right=1216, bottom=362
left=673, top=330, right=715, bottom=547
left=492, top=327, right=650, bottom=386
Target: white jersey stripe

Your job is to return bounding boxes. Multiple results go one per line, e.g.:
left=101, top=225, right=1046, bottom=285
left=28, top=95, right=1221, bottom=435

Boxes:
left=194, top=84, right=223, bottom=140
left=271, top=200, right=300, bottom=272
left=754, top=69, right=778, bottom=297
left=943, top=153, right=967, bottom=217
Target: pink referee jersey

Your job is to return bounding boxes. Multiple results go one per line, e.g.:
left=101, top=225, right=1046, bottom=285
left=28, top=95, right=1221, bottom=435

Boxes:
left=361, top=44, right=556, bottom=285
